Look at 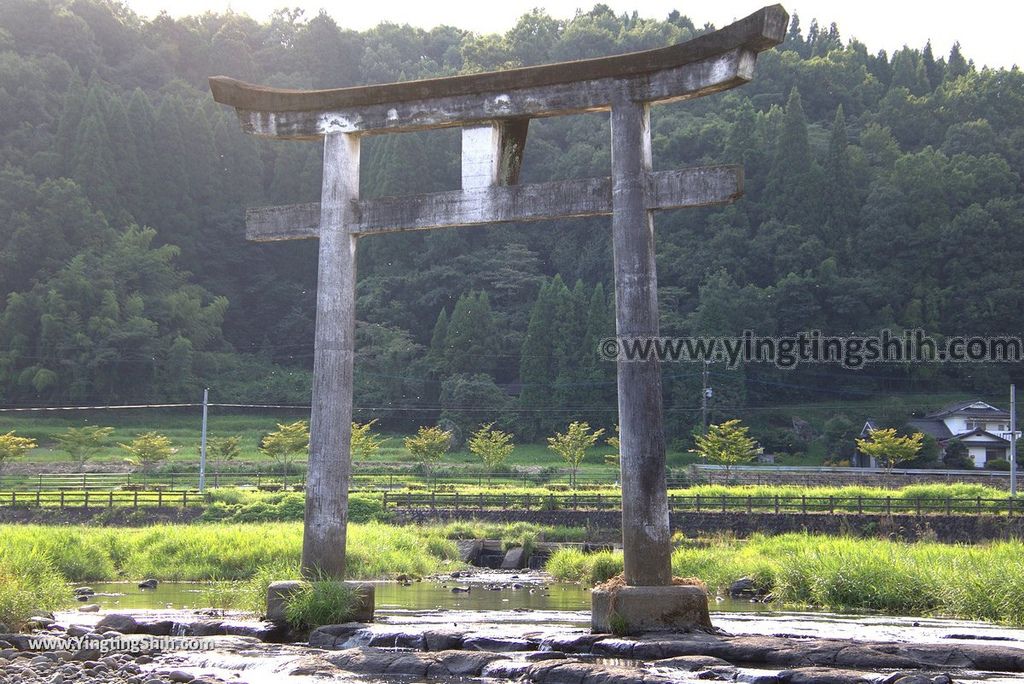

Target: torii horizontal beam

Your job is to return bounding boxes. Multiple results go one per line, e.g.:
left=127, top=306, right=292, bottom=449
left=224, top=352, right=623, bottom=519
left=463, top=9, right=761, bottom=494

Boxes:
left=245, top=166, right=743, bottom=241
left=209, top=5, right=787, bottom=137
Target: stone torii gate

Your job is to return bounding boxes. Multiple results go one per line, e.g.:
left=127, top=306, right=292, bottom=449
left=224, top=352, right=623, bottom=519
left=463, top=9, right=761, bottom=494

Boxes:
left=211, top=4, right=786, bottom=631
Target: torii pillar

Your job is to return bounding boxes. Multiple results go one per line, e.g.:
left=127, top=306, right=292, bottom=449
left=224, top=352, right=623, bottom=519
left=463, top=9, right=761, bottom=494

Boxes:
left=210, top=4, right=786, bottom=632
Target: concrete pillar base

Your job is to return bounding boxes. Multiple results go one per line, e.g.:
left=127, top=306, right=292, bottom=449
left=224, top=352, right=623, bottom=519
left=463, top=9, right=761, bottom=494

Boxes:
left=591, top=585, right=712, bottom=635
left=266, top=580, right=375, bottom=624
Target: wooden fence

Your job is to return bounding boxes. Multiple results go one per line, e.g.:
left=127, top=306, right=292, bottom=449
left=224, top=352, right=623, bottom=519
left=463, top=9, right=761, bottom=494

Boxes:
left=381, top=491, right=1020, bottom=516
left=0, top=489, right=1018, bottom=516
left=0, top=489, right=204, bottom=508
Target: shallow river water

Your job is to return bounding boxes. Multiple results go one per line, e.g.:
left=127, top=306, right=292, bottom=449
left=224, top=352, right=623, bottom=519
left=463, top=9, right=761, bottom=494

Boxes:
left=59, top=573, right=1024, bottom=684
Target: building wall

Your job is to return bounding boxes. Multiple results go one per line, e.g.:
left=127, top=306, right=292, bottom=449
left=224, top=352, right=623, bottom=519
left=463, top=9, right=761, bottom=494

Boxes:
left=942, top=415, right=1012, bottom=437
left=967, top=445, right=989, bottom=468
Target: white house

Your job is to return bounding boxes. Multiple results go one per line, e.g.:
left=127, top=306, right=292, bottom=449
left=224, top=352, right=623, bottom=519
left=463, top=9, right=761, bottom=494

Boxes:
left=859, top=400, right=1017, bottom=469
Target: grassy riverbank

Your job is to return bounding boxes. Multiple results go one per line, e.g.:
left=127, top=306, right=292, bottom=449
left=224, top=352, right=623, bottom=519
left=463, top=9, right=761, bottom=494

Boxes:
left=548, top=533, right=1024, bottom=624
left=0, top=520, right=585, bottom=628
left=4, top=522, right=1024, bottom=629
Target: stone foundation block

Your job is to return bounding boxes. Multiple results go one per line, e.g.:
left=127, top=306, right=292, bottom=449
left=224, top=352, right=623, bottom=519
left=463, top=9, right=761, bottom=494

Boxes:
left=266, top=580, right=375, bottom=624
left=591, top=585, right=712, bottom=635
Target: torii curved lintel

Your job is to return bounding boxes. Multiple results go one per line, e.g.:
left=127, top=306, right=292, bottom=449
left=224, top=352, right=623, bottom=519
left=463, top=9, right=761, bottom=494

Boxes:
left=209, top=5, right=787, bottom=137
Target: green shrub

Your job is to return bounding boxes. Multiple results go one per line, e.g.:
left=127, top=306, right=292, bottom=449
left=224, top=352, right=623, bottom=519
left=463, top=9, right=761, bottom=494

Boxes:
left=985, top=459, right=1012, bottom=471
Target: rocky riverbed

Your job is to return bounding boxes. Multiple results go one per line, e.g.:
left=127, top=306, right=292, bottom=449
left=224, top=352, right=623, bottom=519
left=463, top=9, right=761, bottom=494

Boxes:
left=3, top=572, right=1024, bottom=684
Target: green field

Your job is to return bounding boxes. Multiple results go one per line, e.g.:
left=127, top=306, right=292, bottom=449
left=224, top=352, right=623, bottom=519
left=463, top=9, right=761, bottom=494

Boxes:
left=0, top=392, right=1001, bottom=475
left=0, top=410, right=658, bottom=479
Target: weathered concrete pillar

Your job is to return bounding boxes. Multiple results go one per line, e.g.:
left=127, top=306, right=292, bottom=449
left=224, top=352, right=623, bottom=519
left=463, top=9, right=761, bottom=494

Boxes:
left=609, top=97, right=672, bottom=587
left=302, top=131, right=360, bottom=579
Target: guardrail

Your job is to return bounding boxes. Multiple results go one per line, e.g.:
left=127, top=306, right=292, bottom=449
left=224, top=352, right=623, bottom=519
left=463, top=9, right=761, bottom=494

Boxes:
left=381, top=491, right=1020, bottom=516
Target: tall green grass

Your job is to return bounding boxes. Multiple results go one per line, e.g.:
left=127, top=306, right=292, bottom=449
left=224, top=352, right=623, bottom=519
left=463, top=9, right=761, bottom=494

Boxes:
left=0, top=522, right=508, bottom=583
left=547, top=533, right=1024, bottom=625
left=0, top=546, right=70, bottom=629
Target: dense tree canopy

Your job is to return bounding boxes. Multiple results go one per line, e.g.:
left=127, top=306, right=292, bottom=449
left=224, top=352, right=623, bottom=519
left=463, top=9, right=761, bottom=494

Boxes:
left=1, top=0, right=1022, bottom=446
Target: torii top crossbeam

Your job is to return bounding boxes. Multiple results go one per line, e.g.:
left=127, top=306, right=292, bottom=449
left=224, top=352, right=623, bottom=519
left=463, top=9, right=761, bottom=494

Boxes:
left=211, top=5, right=786, bottom=137
left=210, top=5, right=786, bottom=592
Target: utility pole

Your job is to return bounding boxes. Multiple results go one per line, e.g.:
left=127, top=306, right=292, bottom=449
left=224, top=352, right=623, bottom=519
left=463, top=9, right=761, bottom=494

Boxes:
left=701, top=361, right=712, bottom=435
left=1011, top=384, right=1017, bottom=497
left=199, top=388, right=209, bottom=492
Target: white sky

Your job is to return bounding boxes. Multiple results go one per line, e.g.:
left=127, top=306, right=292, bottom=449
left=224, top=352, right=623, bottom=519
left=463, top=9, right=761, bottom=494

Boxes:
left=127, top=0, right=1022, bottom=69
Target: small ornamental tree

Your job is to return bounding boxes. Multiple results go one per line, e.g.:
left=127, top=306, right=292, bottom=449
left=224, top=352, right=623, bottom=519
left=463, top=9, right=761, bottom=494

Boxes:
left=260, top=420, right=310, bottom=485
left=468, top=423, right=515, bottom=483
left=691, top=419, right=759, bottom=476
left=55, top=426, right=114, bottom=468
left=0, top=431, right=37, bottom=472
left=404, top=426, right=451, bottom=479
left=206, top=435, right=242, bottom=484
left=351, top=420, right=384, bottom=461
left=120, top=432, right=175, bottom=473
left=855, top=427, right=924, bottom=471
left=547, top=421, right=604, bottom=489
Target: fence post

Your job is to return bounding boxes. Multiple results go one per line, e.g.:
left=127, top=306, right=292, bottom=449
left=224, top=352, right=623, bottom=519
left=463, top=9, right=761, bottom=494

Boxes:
left=775, top=495, right=779, bottom=514
left=747, top=496, right=752, bottom=514
left=977, top=497, right=982, bottom=515
left=183, top=491, right=187, bottom=508
left=801, top=495, right=806, bottom=514
left=946, top=497, right=951, bottom=515
left=453, top=492, right=459, bottom=512
left=1009, top=497, right=1014, bottom=517
left=524, top=494, right=530, bottom=511
left=696, top=494, right=701, bottom=513
left=915, top=498, right=921, bottom=516
left=133, top=491, right=139, bottom=508
left=886, top=496, right=891, bottom=515
left=60, top=491, right=65, bottom=508
left=157, top=490, right=163, bottom=507
left=858, top=496, right=863, bottom=515
left=84, top=490, right=89, bottom=508
left=721, top=495, right=726, bottom=513
left=109, top=492, right=113, bottom=508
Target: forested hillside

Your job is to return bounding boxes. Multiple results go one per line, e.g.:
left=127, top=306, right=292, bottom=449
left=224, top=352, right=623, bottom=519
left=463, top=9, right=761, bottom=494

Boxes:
left=1, top=0, right=1022, bottom=445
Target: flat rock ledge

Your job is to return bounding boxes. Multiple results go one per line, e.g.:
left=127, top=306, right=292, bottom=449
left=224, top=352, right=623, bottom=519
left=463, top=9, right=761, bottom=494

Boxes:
left=296, top=623, right=1024, bottom=683
left=5, top=615, right=1022, bottom=684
